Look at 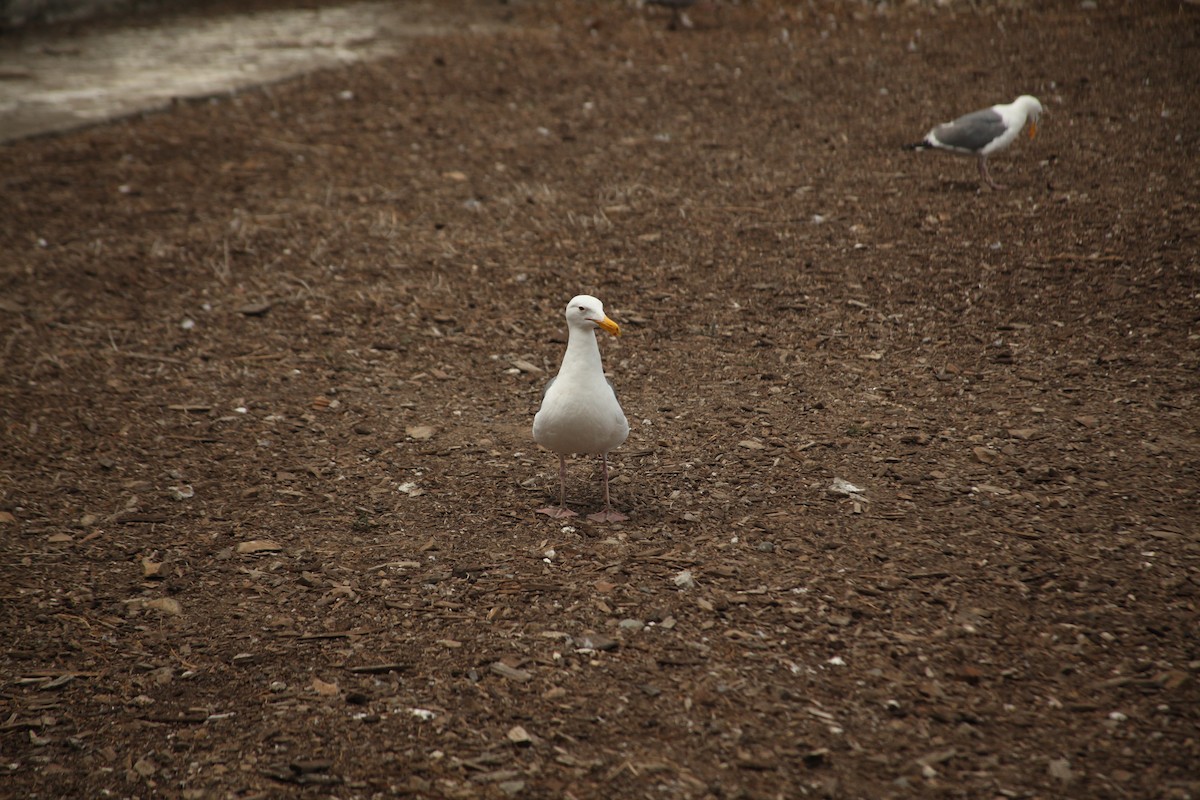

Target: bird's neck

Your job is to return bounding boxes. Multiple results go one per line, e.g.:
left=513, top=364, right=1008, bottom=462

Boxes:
left=560, top=327, right=604, bottom=378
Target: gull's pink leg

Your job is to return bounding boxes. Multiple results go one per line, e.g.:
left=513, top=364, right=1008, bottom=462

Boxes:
left=587, top=452, right=628, bottom=523
left=978, top=155, right=1004, bottom=190
left=537, top=455, right=577, bottom=518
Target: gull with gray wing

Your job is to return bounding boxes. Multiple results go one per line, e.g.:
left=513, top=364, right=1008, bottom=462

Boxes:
left=906, top=95, right=1044, bottom=190
left=533, top=295, right=629, bottom=523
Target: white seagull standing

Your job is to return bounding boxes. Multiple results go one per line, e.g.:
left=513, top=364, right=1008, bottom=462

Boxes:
left=906, top=95, right=1044, bottom=190
left=533, top=295, right=630, bottom=523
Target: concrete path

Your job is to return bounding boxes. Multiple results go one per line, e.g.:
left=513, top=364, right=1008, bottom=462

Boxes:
left=0, top=0, right=511, bottom=142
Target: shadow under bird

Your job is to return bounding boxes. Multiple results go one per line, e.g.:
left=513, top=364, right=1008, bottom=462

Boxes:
left=533, top=295, right=630, bottom=523
left=905, top=95, right=1044, bottom=190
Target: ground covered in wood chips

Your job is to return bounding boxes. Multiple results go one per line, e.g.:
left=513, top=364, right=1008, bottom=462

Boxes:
left=2, top=1, right=1199, bottom=798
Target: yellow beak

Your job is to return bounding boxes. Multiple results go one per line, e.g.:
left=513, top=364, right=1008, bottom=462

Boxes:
left=596, top=315, right=621, bottom=337
left=1028, top=119, right=1038, bottom=140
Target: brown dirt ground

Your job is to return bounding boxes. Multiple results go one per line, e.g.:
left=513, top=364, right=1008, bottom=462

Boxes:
left=2, top=1, right=1199, bottom=798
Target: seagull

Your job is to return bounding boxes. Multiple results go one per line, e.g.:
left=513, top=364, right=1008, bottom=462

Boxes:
left=905, top=95, right=1044, bottom=190
left=533, top=295, right=630, bottom=523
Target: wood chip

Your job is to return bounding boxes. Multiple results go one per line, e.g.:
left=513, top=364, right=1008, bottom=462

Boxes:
left=575, top=634, right=618, bottom=652
left=38, top=673, right=78, bottom=690
left=345, top=663, right=410, bottom=675
left=490, top=662, right=532, bottom=682
left=145, top=597, right=182, bottom=616
left=237, top=540, right=283, bottom=554
left=511, top=359, right=543, bottom=374
left=238, top=301, right=273, bottom=316
left=1159, top=670, right=1191, bottom=691
left=972, top=446, right=998, bottom=464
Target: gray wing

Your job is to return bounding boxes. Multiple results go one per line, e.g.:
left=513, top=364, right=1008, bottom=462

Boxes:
left=931, top=108, right=1007, bottom=153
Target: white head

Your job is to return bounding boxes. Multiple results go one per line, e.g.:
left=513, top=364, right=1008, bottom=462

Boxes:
left=564, top=295, right=621, bottom=337
left=1015, top=95, right=1044, bottom=138
left=1015, top=95, right=1044, bottom=120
